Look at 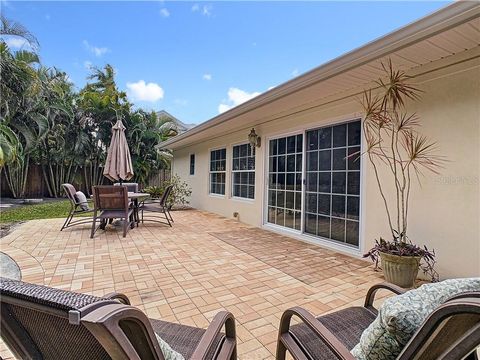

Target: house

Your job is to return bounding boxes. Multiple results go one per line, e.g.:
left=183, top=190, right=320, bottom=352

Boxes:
left=156, top=110, right=196, bottom=134
left=159, top=2, right=480, bottom=279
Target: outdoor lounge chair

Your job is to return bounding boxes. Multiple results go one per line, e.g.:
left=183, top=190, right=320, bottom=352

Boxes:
left=139, top=184, right=174, bottom=227
left=61, top=183, right=94, bottom=231
left=276, top=282, right=480, bottom=360
left=91, top=185, right=136, bottom=238
left=0, top=277, right=237, bottom=360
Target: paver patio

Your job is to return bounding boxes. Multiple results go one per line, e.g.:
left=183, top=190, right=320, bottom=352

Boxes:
left=0, top=209, right=384, bottom=359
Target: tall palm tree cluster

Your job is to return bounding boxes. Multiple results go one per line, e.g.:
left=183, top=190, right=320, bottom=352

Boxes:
left=0, top=16, right=177, bottom=198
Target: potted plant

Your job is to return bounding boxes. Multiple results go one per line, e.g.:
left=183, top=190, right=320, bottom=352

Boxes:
left=360, top=60, right=443, bottom=287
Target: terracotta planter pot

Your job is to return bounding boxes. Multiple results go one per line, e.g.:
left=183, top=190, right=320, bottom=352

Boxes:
left=379, top=252, right=421, bottom=288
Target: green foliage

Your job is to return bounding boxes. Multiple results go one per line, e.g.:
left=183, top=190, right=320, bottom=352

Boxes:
left=1, top=18, right=177, bottom=198
left=163, top=174, right=192, bottom=209
left=0, top=200, right=82, bottom=224
left=144, top=175, right=192, bottom=209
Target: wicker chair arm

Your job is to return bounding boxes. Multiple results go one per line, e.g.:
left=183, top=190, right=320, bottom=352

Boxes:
left=190, top=311, right=236, bottom=360
left=104, top=292, right=131, bottom=305
left=364, top=282, right=406, bottom=309
left=278, top=306, right=355, bottom=360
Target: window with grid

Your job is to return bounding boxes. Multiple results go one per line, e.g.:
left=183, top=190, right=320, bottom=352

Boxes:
left=232, top=144, right=255, bottom=199
left=209, top=148, right=226, bottom=195
left=189, top=154, right=195, bottom=175
left=304, top=120, right=361, bottom=246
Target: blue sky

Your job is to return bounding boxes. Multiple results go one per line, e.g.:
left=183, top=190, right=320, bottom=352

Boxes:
left=3, top=1, right=449, bottom=125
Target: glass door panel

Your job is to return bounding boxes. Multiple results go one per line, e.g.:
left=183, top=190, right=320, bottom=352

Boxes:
left=267, top=134, right=303, bottom=231
left=304, top=120, right=361, bottom=247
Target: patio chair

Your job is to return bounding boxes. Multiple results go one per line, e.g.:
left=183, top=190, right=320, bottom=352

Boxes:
left=114, top=182, right=139, bottom=193
left=139, top=184, right=174, bottom=227
left=91, top=185, right=136, bottom=238
left=277, top=282, right=480, bottom=360
left=61, top=183, right=94, bottom=231
left=0, top=277, right=237, bottom=360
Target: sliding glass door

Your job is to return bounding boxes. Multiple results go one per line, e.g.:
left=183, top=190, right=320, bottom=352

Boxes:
left=265, top=119, right=361, bottom=248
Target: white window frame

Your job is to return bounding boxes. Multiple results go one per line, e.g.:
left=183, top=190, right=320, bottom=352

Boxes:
left=209, top=147, right=227, bottom=196
left=231, top=142, right=255, bottom=200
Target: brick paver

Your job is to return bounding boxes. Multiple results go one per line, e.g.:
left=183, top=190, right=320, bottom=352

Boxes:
left=0, top=210, right=384, bottom=359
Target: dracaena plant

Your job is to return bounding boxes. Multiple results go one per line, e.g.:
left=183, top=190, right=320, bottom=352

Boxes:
left=360, top=60, right=444, bottom=281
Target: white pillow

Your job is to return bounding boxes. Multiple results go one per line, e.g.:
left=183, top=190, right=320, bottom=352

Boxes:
left=154, top=333, right=185, bottom=360
left=75, top=191, right=89, bottom=211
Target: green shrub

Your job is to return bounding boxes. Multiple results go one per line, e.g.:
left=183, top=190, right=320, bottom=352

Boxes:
left=144, top=174, right=192, bottom=209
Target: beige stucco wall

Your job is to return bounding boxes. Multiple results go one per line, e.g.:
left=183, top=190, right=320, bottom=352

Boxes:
left=172, top=57, right=480, bottom=279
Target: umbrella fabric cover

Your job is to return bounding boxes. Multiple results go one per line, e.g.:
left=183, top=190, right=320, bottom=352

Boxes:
left=103, top=119, right=134, bottom=181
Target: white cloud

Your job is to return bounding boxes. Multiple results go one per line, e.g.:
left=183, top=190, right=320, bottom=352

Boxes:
left=218, top=87, right=261, bottom=114
left=83, top=40, right=109, bottom=57
left=126, top=80, right=164, bottom=102
left=5, top=37, right=29, bottom=49
left=192, top=3, right=212, bottom=16
left=160, top=8, right=170, bottom=17
left=202, top=73, right=212, bottom=81
left=291, top=68, right=299, bottom=76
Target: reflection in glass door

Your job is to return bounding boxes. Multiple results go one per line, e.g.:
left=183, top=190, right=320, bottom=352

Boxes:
left=267, top=134, right=303, bottom=230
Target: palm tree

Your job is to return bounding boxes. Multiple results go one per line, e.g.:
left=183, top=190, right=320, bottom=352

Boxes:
left=0, top=15, right=39, bottom=52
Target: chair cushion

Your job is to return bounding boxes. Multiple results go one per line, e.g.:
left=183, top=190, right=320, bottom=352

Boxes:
left=75, top=191, right=90, bottom=211
left=351, top=278, right=480, bottom=360
left=150, top=318, right=224, bottom=359
left=289, top=307, right=376, bottom=360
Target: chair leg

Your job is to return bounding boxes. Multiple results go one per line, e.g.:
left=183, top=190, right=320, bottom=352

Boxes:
left=167, top=208, right=174, bottom=223
left=163, top=207, right=172, bottom=227
left=61, top=212, right=73, bottom=231
left=123, top=220, right=127, bottom=237
left=90, top=217, right=97, bottom=238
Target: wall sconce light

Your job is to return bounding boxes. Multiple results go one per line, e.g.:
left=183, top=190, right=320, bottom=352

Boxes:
left=248, top=128, right=261, bottom=150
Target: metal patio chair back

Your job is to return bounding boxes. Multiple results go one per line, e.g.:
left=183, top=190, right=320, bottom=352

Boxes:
left=0, top=277, right=237, bottom=360
left=60, top=183, right=94, bottom=231
left=277, top=283, right=480, bottom=360
left=139, top=184, right=174, bottom=227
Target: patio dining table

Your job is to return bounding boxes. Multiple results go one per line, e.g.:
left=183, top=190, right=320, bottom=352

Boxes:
left=128, top=192, right=150, bottom=224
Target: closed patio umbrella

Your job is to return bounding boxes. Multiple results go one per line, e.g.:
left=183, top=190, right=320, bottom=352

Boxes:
left=103, top=119, right=134, bottom=183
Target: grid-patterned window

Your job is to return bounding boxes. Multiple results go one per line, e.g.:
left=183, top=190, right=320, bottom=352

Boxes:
left=267, top=134, right=303, bottom=230
left=304, top=120, right=361, bottom=246
left=232, top=144, right=255, bottom=199
left=189, top=154, right=195, bottom=175
left=209, top=148, right=226, bottom=195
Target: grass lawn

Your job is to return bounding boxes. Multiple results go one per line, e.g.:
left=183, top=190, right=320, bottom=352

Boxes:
left=0, top=200, right=80, bottom=224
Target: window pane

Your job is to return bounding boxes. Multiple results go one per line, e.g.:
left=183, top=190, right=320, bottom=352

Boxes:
left=233, top=146, right=239, bottom=158
left=318, top=216, right=330, bottom=238
left=239, top=158, right=247, bottom=170
left=318, top=150, right=331, bottom=171
left=285, top=209, right=294, bottom=228
left=347, top=147, right=361, bottom=171
left=286, top=191, right=294, bottom=209
left=240, top=185, right=247, bottom=198
left=286, top=173, right=295, bottom=190
left=348, top=121, right=361, bottom=146
left=307, top=172, right=317, bottom=192
left=248, top=186, right=254, bottom=199
left=233, top=159, right=239, bottom=171
left=270, top=139, right=277, bottom=156
left=296, top=154, right=302, bottom=172
left=307, top=152, right=318, bottom=171
left=333, top=124, right=346, bottom=147
left=317, top=194, right=330, bottom=215
left=277, top=173, right=285, bottom=190
left=270, top=156, right=277, bottom=172
left=332, top=172, right=346, bottom=193
left=268, top=207, right=275, bottom=223
left=318, top=127, right=332, bottom=149
left=333, top=148, right=346, bottom=170
left=306, top=193, right=317, bottom=213
left=233, top=185, right=240, bottom=197
left=269, top=174, right=276, bottom=188
left=294, top=192, right=302, bottom=210
left=278, top=155, right=286, bottom=172
left=287, top=155, right=296, bottom=172
left=295, top=173, right=302, bottom=191
left=269, top=190, right=276, bottom=206
left=287, top=136, right=296, bottom=154
left=305, top=213, right=316, bottom=235
left=294, top=212, right=301, bottom=230
left=247, top=157, right=255, bottom=170
left=318, top=172, right=331, bottom=193
left=331, top=195, right=345, bottom=218
left=331, top=218, right=345, bottom=241
left=277, top=191, right=285, bottom=208
left=307, top=130, right=318, bottom=150
left=248, top=172, right=255, bottom=185
left=347, top=172, right=360, bottom=195
left=346, top=221, right=359, bottom=245
left=276, top=208, right=285, bottom=226
left=278, top=137, right=286, bottom=155
left=296, top=134, right=303, bottom=152
left=240, top=144, right=247, bottom=157
left=346, top=196, right=360, bottom=220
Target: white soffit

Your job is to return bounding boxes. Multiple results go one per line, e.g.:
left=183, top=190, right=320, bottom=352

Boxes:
left=160, top=2, right=480, bottom=150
